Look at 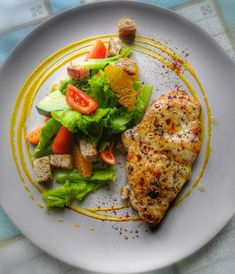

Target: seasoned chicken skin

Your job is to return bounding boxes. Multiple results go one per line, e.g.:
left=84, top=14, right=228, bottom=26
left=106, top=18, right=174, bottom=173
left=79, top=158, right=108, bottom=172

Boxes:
left=121, top=90, right=202, bottom=225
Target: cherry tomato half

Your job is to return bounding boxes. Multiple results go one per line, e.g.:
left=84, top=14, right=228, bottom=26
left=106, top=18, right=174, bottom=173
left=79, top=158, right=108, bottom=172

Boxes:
left=86, top=40, right=106, bottom=60
left=52, top=126, right=74, bottom=154
left=66, top=84, right=98, bottom=114
left=100, top=143, right=116, bottom=165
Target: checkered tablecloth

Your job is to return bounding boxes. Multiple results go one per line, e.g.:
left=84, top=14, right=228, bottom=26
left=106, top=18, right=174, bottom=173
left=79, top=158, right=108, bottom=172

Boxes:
left=0, top=1, right=234, bottom=273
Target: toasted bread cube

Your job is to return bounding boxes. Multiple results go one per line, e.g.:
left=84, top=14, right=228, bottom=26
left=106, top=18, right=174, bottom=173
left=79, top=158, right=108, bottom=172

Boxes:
left=50, top=154, right=73, bottom=170
left=33, top=156, right=52, bottom=183
left=118, top=18, right=136, bottom=42
left=79, top=139, right=98, bottom=161
left=67, top=65, right=89, bottom=81
left=115, top=57, right=139, bottom=76
left=108, top=37, right=122, bottom=57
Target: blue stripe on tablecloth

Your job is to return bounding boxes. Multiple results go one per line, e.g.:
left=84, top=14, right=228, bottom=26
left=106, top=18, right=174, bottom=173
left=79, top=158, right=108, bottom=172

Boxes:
left=0, top=209, right=20, bottom=241
left=218, top=0, right=235, bottom=38
left=0, top=26, right=35, bottom=63
left=142, top=0, right=189, bottom=8
left=48, top=0, right=82, bottom=14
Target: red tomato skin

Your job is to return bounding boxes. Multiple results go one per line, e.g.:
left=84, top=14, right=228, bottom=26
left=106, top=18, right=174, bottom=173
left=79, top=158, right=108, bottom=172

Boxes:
left=100, top=143, right=115, bottom=165
left=52, top=126, right=74, bottom=154
left=100, top=152, right=115, bottom=165
left=66, top=84, right=98, bottom=114
left=86, top=40, right=106, bottom=60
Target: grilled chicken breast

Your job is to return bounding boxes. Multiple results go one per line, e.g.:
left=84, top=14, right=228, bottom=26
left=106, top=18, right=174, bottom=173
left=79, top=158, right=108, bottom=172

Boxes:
left=121, top=89, right=202, bottom=225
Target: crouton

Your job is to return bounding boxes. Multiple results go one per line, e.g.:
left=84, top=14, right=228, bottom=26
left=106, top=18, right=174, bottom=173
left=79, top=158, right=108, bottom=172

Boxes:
left=50, top=154, right=73, bottom=170
left=115, top=57, right=139, bottom=76
left=67, top=65, right=89, bottom=81
left=33, top=156, right=52, bottom=183
left=73, top=143, right=93, bottom=177
left=108, top=37, right=122, bottom=57
left=118, top=18, right=136, bottom=42
left=79, top=139, right=98, bottom=161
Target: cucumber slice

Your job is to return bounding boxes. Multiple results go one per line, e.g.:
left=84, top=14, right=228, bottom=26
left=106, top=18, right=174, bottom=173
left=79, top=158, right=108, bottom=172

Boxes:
left=36, top=90, right=69, bottom=117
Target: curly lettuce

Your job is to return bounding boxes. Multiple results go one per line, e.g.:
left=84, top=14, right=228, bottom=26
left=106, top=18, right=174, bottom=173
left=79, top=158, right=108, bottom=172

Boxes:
left=88, top=70, right=118, bottom=108
left=41, top=179, right=110, bottom=208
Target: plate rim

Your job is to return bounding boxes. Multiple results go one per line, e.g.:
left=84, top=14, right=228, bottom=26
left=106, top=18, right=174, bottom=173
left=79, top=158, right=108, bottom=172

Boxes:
left=0, top=1, right=235, bottom=273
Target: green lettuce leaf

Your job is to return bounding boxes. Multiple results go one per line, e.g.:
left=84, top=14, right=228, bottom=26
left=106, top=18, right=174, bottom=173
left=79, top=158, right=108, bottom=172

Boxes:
left=59, top=77, right=77, bottom=94
left=101, top=107, right=133, bottom=134
left=59, top=77, right=91, bottom=95
left=51, top=108, right=112, bottom=145
left=133, top=84, right=153, bottom=123
left=41, top=181, right=72, bottom=208
left=133, top=80, right=142, bottom=91
left=54, top=167, right=115, bottom=184
left=34, top=140, right=53, bottom=157
left=70, top=181, right=101, bottom=200
left=51, top=110, right=81, bottom=132
left=41, top=180, right=107, bottom=208
left=79, top=46, right=132, bottom=70
left=109, top=109, right=133, bottom=133
left=33, top=119, right=61, bottom=158
left=89, top=70, right=118, bottom=108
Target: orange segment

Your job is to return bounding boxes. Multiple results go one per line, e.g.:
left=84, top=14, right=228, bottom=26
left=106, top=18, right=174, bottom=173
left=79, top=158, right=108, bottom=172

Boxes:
left=72, top=143, right=93, bottom=177
left=104, top=64, right=137, bottom=111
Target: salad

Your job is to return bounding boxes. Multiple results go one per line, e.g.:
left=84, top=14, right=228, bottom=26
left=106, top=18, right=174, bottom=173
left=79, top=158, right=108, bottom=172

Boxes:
left=26, top=20, right=153, bottom=208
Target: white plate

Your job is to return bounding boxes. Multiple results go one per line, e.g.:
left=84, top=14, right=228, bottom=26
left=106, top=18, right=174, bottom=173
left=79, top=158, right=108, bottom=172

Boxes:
left=0, top=1, right=235, bottom=273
